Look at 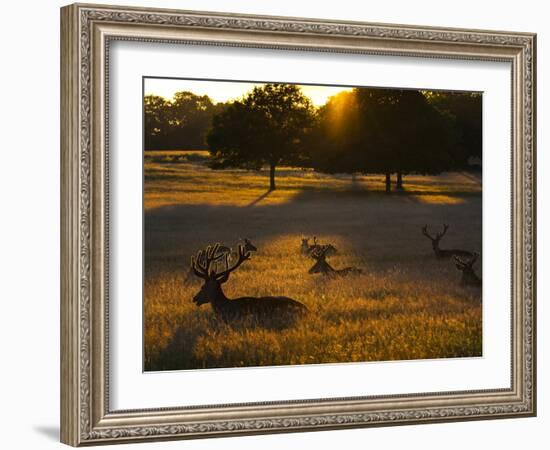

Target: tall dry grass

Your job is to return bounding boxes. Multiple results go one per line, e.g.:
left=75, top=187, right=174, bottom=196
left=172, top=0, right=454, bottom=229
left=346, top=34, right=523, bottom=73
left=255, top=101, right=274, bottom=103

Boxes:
left=144, top=151, right=482, bottom=371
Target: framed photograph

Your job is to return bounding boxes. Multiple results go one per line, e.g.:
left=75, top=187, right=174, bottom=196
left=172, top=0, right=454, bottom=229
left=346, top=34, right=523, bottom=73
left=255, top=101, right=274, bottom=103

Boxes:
left=60, top=3, right=536, bottom=446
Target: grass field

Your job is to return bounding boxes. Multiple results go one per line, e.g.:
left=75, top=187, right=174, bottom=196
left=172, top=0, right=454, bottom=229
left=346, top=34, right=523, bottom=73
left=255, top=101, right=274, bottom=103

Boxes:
left=144, top=150, right=482, bottom=371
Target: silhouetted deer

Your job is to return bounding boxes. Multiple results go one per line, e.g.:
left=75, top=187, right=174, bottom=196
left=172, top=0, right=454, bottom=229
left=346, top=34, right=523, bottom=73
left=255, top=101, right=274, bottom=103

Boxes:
left=191, top=243, right=308, bottom=323
left=421, top=224, right=474, bottom=259
left=300, top=237, right=319, bottom=255
left=308, top=246, right=361, bottom=277
left=300, top=237, right=337, bottom=256
left=454, top=253, right=482, bottom=288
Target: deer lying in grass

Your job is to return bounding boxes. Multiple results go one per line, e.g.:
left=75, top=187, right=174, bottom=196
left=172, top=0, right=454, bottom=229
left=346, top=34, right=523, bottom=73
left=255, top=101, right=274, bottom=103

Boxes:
left=421, top=224, right=474, bottom=259
left=308, top=246, right=362, bottom=277
left=454, top=253, right=482, bottom=288
left=191, top=243, right=308, bottom=323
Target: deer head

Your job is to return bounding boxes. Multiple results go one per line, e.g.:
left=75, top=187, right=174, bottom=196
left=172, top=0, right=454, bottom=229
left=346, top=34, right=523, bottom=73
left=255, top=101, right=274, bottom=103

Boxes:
left=308, top=246, right=332, bottom=274
left=242, top=238, right=257, bottom=252
left=454, top=252, right=478, bottom=272
left=454, top=253, right=481, bottom=286
left=422, top=224, right=449, bottom=249
left=191, top=243, right=251, bottom=306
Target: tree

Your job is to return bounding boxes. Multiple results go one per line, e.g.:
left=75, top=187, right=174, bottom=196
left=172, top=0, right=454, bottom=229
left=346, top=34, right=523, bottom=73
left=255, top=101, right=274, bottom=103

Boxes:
left=144, top=92, right=225, bottom=150
left=144, top=95, right=170, bottom=150
left=311, top=88, right=457, bottom=192
left=426, top=91, right=482, bottom=168
left=207, top=84, right=315, bottom=191
left=165, top=92, right=220, bottom=150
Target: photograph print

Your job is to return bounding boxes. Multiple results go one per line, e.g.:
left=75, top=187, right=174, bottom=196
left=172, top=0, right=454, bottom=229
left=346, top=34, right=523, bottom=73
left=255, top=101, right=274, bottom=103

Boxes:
left=143, top=77, right=482, bottom=372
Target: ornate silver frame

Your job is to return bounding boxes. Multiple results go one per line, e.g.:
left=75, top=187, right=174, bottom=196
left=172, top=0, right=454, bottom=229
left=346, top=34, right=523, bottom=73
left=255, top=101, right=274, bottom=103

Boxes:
left=60, top=3, right=536, bottom=446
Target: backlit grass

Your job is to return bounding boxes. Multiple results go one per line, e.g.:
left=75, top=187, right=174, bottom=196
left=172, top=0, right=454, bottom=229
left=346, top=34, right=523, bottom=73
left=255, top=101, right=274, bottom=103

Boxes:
left=144, top=150, right=482, bottom=371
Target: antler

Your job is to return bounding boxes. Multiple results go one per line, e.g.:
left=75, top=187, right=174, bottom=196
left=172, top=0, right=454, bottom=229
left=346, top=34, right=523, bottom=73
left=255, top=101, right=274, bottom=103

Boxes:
left=454, top=255, right=467, bottom=269
left=437, top=224, right=449, bottom=239
left=190, top=243, right=225, bottom=279
left=310, top=245, right=328, bottom=260
left=213, top=244, right=251, bottom=282
left=421, top=225, right=434, bottom=241
left=454, top=252, right=478, bottom=268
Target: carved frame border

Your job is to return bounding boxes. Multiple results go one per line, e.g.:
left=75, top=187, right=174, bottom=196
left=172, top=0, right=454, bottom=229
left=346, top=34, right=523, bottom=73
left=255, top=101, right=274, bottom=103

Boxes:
left=60, top=3, right=536, bottom=446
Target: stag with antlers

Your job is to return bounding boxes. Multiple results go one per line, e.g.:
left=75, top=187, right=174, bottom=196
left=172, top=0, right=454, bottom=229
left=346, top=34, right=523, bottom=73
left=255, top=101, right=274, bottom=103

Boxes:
left=421, top=224, right=474, bottom=259
left=454, top=253, right=482, bottom=288
left=300, top=236, right=337, bottom=257
left=308, top=246, right=361, bottom=277
left=191, top=243, right=307, bottom=323
left=300, top=236, right=318, bottom=255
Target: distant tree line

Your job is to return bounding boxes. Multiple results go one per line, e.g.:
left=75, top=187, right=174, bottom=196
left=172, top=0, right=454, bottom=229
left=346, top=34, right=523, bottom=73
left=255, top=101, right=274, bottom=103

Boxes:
left=144, top=92, right=227, bottom=150
left=144, top=84, right=481, bottom=192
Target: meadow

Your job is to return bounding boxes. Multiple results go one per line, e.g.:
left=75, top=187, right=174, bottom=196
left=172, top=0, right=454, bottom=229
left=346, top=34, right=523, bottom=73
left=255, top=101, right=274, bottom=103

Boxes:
left=144, top=150, right=482, bottom=371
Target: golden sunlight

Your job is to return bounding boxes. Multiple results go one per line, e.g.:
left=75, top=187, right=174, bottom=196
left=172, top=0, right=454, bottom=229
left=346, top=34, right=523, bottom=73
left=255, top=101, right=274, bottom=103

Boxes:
left=144, top=78, right=351, bottom=107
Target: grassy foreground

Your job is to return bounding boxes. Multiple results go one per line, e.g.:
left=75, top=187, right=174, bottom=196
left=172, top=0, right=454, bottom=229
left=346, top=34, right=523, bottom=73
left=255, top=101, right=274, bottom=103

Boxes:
left=144, top=150, right=482, bottom=371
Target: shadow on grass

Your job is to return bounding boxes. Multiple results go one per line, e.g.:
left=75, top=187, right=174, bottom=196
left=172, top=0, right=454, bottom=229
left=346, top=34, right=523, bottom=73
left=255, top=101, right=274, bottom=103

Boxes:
left=246, top=189, right=272, bottom=207
left=147, top=311, right=307, bottom=371
left=151, top=323, right=205, bottom=371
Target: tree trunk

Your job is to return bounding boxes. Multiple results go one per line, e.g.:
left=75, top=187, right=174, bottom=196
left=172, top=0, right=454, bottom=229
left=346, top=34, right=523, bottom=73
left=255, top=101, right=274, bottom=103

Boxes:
left=385, top=172, right=391, bottom=193
left=396, top=172, right=404, bottom=190
left=269, top=163, right=276, bottom=191
left=351, top=173, right=359, bottom=190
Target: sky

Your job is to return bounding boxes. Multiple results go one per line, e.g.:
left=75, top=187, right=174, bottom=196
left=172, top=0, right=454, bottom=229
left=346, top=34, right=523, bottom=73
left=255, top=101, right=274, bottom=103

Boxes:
left=144, top=78, right=352, bottom=107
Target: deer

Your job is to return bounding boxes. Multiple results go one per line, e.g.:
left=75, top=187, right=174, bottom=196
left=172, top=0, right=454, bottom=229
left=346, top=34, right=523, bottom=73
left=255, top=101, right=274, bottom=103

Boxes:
left=300, top=237, right=337, bottom=257
left=308, top=246, right=361, bottom=277
left=421, top=224, right=474, bottom=259
left=300, top=236, right=319, bottom=255
left=218, top=237, right=258, bottom=261
left=191, top=243, right=308, bottom=324
left=454, top=253, right=482, bottom=288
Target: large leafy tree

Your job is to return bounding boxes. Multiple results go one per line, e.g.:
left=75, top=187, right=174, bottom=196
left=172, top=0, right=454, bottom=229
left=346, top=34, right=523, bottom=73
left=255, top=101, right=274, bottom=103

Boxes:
left=311, top=88, right=457, bottom=192
left=426, top=91, right=482, bottom=168
left=207, top=83, right=315, bottom=191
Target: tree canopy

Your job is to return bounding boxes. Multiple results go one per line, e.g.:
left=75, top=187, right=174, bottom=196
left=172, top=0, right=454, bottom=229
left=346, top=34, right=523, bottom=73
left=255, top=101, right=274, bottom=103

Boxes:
left=310, top=88, right=459, bottom=191
left=425, top=91, right=482, bottom=168
left=144, top=91, right=225, bottom=150
left=144, top=83, right=482, bottom=194
left=207, top=83, right=315, bottom=190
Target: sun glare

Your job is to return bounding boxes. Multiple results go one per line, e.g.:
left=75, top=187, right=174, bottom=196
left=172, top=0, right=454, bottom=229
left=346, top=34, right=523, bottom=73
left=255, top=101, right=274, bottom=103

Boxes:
left=144, top=78, right=351, bottom=107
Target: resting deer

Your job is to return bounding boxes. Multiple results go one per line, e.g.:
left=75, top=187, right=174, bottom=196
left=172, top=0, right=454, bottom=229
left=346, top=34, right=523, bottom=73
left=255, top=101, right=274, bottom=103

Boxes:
left=454, top=253, right=482, bottom=288
left=308, top=247, right=361, bottom=277
left=300, top=237, right=318, bottom=255
left=300, top=237, right=337, bottom=257
left=191, top=243, right=308, bottom=323
left=421, top=224, right=474, bottom=259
